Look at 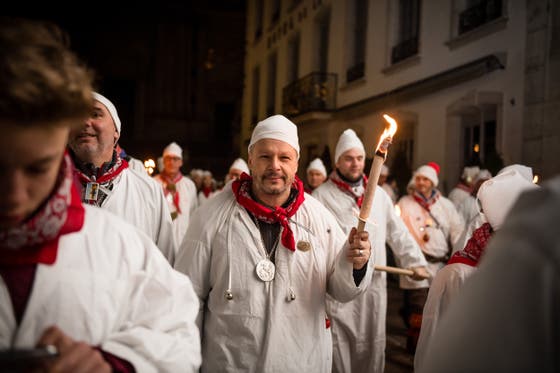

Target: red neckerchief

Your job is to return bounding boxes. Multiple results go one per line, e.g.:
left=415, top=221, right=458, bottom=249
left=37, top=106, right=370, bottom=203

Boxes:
left=412, top=190, right=440, bottom=212
left=202, top=186, right=213, bottom=198
left=160, top=172, right=183, bottom=213
left=448, top=223, right=493, bottom=266
left=0, top=154, right=85, bottom=265
left=455, top=182, right=472, bottom=194
left=74, top=155, right=128, bottom=206
left=232, top=172, right=305, bottom=251
left=329, top=171, right=368, bottom=208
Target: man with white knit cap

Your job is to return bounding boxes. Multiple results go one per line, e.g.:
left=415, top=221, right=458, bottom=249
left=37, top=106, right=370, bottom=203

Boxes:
left=313, top=128, right=427, bottom=373
left=396, top=161, right=464, bottom=352
left=68, top=92, right=177, bottom=263
left=174, top=114, right=374, bottom=373
left=225, top=157, right=250, bottom=183
left=153, top=141, right=198, bottom=247
left=414, top=167, right=538, bottom=370
left=448, top=165, right=480, bottom=208
left=305, top=157, right=327, bottom=193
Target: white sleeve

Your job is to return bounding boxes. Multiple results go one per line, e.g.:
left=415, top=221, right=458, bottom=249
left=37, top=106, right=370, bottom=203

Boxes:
left=101, top=237, right=201, bottom=373
left=153, top=184, right=178, bottom=265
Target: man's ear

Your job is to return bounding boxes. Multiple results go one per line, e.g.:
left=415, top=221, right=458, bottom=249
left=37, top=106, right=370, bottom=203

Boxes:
left=113, top=130, right=120, bottom=145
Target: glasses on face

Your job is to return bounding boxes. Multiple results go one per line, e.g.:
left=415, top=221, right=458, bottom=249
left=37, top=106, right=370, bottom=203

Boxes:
left=164, top=157, right=182, bottom=162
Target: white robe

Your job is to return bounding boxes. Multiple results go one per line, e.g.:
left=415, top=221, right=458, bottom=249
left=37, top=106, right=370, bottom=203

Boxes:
left=448, top=186, right=470, bottom=209
left=174, top=186, right=373, bottom=373
left=454, top=195, right=486, bottom=253
left=154, top=174, right=198, bottom=247
left=397, top=194, right=464, bottom=289
left=0, top=205, right=200, bottom=373
left=100, top=167, right=177, bottom=264
left=313, top=180, right=427, bottom=373
left=418, top=175, right=560, bottom=373
left=413, top=263, right=476, bottom=370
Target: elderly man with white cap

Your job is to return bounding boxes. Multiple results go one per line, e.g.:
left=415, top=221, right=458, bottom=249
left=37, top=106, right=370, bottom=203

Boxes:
left=153, top=142, right=198, bottom=247
left=396, top=161, right=464, bottom=352
left=305, top=157, right=328, bottom=193
left=414, top=167, right=538, bottom=370
left=312, top=128, right=428, bottom=373
left=68, top=92, right=177, bottom=263
left=174, top=114, right=374, bottom=372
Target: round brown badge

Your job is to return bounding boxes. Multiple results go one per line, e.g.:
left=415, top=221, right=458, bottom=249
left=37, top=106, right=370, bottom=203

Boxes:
left=296, top=241, right=312, bottom=252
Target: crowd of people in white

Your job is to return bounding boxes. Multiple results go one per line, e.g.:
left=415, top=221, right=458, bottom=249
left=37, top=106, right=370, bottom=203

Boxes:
left=1, top=18, right=558, bottom=373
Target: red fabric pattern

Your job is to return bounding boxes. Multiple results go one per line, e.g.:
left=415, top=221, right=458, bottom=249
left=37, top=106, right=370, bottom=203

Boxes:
left=412, top=190, right=440, bottom=212
left=75, top=157, right=128, bottom=184
left=0, top=154, right=84, bottom=261
left=160, top=173, right=183, bottom=213
left=448, top=223, right=493, bottom=267
left=329, top=171, right=368, bottom=208
left=232, top=172, right=305, bottom=251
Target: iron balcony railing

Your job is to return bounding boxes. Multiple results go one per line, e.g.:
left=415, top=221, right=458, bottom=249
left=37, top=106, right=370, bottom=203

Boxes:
left=282, top=72, right=337, bottom=117
left=459, top=0, right=502, bottom=35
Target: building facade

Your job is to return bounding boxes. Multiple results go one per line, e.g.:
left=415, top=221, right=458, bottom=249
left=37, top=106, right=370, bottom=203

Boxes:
left=241, top=0, right=560, bottom=193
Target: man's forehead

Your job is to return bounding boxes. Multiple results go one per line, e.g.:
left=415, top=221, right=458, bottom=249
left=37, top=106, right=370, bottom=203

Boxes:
left=251, top=138, right=297, bottom=153
left=341, top=148, right=364, bottom=158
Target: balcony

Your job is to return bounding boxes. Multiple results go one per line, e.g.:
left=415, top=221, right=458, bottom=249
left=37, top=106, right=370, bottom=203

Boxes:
left=391, top=37, right=419, bottom=65
left=282, top=72, right=337, bottom=117
left=459, top=0, right=503, bottom=35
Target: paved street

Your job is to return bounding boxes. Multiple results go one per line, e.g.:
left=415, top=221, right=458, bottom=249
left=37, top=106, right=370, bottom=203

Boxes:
left=385, top=272, right=415, bottom=373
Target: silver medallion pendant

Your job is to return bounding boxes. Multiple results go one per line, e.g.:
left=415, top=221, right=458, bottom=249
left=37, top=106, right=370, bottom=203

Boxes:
left=256, top=258, right=275, bottom=282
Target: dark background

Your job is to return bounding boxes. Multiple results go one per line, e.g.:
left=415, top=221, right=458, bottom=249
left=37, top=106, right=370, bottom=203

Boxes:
left=7, top=1, right=247, bottom=178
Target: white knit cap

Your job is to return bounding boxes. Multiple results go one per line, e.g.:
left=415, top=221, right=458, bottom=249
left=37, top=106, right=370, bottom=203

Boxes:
left=462, top=166, right=480, bottom=183
left=414, top=162, right=440, bottom=187
left=248, top=115, right=300, bottom=156
left=497, top=164, right=533, bottom=183
left=307, top=158, right=327, bottom=177
left=335, top=129, right=365, bottom=162
left=230, top=158, right=249, bottom=174
left=163, top=142, right=183, bottom=159
left=93, top=92, right=121, bottom=134
left=477, top=169, right=538, bottom=230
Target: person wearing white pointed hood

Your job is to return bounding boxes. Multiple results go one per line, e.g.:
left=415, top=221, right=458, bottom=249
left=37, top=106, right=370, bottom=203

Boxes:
left=224, top=157, right=250, bottom=185
left=414, top=168, right=538, bottom=370
left=417, top=172, right=554, bottom=373
left=0, top=19, right=200, bottom=372
left=313, top=128, right=428, bottom=373
left=448, top=165, right=480, bottom=208
left=154, top=142, right=198, bottom=247
left=68, top=92, right=177, bottom=264
left=396, top=161, right=464, bottom=353
left=174, top=114, right=375, bottom=372
left=305, top=157, right=328, bottom=193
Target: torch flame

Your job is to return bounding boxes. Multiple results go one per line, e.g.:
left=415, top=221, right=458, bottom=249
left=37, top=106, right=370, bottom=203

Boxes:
left=377, top=114, right=398, bottom=153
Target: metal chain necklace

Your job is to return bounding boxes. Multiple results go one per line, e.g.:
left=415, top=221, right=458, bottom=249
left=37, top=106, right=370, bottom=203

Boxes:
left=254, top=218, right=280, bottom=282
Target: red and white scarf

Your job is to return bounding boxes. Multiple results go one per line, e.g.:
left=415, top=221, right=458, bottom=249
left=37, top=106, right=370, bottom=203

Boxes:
left=0, top=154, right=85, bottom=265
left=232, top=172, right=305, bottom=251
left=160, top=172, right=183, bottom=213
left=412, top=189, right=440, bottom=212
left=447, top=223, right=493, bottom=267
left=329, top=171, right=368, bottom=208
left=74, top=155, right=128, bottom=206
